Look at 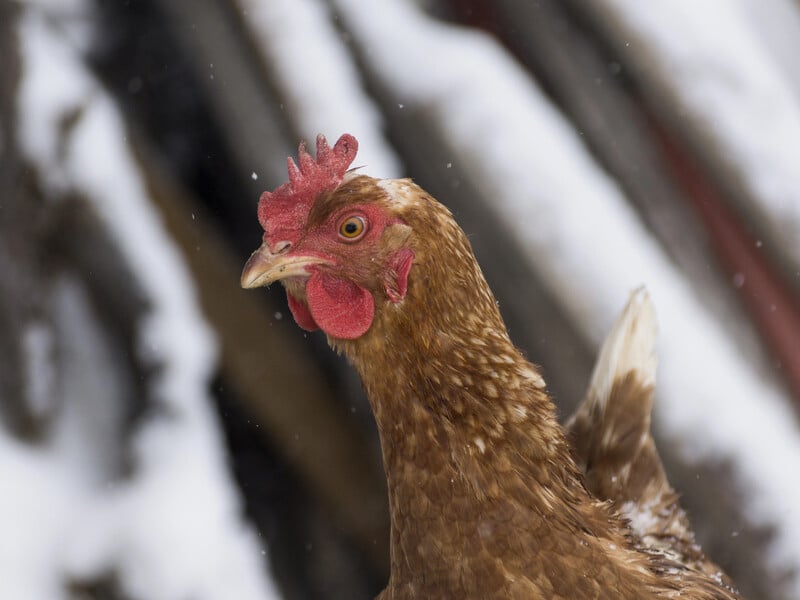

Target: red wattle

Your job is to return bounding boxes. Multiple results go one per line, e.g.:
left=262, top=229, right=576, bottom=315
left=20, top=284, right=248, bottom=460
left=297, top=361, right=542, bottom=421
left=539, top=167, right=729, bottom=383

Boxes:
left=287, top=293, right=320, bottom=331
left=306, top=272, right=375, bottom=339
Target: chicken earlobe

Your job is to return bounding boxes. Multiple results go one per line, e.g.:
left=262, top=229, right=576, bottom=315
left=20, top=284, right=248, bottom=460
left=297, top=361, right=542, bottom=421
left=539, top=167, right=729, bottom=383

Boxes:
left=382, top=248, right=414, bottom=304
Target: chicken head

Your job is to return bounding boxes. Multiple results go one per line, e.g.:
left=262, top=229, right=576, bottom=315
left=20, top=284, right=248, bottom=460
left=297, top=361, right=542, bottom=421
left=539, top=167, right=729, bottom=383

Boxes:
left=241, top=134, right=414, bottom=340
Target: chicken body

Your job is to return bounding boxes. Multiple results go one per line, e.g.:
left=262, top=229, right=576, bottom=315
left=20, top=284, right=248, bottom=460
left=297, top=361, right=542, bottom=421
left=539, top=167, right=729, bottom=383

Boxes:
left=241, top=135, right=742, bottom=599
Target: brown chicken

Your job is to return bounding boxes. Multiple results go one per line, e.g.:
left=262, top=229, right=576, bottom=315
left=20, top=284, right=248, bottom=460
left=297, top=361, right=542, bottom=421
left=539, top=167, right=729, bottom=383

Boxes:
left=241, top=134, right=742, bottom=599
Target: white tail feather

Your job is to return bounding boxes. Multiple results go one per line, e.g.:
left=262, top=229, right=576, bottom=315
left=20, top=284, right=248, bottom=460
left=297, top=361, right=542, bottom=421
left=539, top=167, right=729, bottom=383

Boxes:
left=584, top=287, right=658, bottom=415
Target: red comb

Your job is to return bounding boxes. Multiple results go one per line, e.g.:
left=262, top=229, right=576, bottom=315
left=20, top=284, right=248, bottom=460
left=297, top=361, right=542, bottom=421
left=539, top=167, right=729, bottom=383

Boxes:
left=257, top=134, right=358, bottom=246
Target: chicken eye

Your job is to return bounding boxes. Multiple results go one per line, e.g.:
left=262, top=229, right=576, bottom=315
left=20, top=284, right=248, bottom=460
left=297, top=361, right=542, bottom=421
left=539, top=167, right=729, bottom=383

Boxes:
left=338, top=216, right=366, bottom=240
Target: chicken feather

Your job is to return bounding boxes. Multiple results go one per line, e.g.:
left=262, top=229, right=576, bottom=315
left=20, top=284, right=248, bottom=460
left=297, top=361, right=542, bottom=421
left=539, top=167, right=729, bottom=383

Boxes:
left=568, top=289, right=740, bottom=596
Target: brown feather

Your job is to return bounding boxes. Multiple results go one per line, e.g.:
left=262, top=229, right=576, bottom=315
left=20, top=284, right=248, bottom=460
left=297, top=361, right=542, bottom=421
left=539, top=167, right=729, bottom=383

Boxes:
left=567, top=290, right=741, bottom=597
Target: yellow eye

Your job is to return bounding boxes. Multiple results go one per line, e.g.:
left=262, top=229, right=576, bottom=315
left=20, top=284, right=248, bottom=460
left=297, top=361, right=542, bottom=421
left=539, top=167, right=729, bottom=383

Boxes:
left=338, top=215, right=366, bottom=240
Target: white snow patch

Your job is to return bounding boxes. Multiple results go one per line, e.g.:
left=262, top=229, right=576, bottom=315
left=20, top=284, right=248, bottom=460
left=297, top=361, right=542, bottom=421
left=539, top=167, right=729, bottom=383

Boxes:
left=237, top=0, right=401, bottom=178
left=620, top=498, right=662, bottom=538
left=733, top=0, right=800, bottom=103
left=0, top=433, right=88, bottom=599
left=21, top=321, right=55, bottom=419
left=595, top=0, right=800, bottom=274
left=332, top=0, right=800, bottom=591
left=13, top=5, right=281, bottom=600
left=0, top=277, right=127, bottom=600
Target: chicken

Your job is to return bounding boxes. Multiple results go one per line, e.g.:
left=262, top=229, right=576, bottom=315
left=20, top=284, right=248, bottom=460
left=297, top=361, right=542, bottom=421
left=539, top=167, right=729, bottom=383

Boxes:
left=241, top=134, right=742, bottom=599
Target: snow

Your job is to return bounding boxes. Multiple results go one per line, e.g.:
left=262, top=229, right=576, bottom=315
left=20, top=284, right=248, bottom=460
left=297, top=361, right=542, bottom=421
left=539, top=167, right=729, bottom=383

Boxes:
left=331, top=0, right=800, bottom=591
left=620, top=498, right=662, bottom=540
left=235, top=0, right=402, bottom=179
left=734, top=0, right=800, bottom=102
left=0, top=428, right=87, bottom=599
left=11, top=4, right=281, bottom=599
left=0, top=277, right=127, bottom=599
left=21, top=320, right=56, bottom=419
left=594, top=0, right=800, bottom=275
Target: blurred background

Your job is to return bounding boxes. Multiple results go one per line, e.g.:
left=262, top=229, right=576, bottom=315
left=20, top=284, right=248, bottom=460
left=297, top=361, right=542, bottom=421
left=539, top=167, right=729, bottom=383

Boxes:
left=2, top=0, right=800, bottom=598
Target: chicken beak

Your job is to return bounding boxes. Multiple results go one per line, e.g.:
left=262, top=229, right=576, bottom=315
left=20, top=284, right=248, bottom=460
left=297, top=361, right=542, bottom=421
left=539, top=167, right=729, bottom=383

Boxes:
left=240, top=243, right=331, bottom=289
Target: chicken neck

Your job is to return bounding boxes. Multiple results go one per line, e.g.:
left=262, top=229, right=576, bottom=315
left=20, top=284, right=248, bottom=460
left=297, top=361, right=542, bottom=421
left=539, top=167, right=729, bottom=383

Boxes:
left=332, top=203, right=661, bottom=598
